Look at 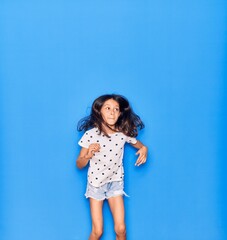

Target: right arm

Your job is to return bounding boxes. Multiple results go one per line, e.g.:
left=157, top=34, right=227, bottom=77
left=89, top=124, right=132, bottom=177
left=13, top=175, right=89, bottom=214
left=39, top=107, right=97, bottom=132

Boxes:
left=76, top=143, right=100, bottom=169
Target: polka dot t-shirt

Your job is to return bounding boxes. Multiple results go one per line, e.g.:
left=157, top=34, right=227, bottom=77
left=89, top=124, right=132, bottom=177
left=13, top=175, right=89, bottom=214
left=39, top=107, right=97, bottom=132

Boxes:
left=78, top=127, right=137, bottom=187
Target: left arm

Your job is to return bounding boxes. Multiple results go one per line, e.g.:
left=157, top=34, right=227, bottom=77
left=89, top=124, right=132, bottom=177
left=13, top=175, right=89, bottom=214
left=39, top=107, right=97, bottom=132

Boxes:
left=130, top=140, right=148, bottom=166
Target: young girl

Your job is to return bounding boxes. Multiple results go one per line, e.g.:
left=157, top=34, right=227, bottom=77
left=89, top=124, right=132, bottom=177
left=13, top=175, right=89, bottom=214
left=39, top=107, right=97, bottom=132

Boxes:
left=76, top=94, right=147, bottom=240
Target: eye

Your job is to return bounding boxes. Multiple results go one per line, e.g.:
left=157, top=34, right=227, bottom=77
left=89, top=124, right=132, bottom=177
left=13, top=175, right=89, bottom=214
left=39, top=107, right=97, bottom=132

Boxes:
left=114, top=108, right=119, bottom=112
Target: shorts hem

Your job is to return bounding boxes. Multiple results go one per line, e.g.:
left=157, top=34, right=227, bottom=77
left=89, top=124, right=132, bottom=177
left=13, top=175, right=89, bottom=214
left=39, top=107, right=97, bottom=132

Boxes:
left=84, top=194, right=106, bottom=201
left=84, top=181, right=129, bottom=200
left=106, top=189, right=130, bottom=199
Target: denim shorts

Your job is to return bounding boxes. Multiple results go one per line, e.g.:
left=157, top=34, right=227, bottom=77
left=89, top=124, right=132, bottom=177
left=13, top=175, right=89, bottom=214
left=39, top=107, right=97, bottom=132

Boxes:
left=85, top=181, right=129, bottom=201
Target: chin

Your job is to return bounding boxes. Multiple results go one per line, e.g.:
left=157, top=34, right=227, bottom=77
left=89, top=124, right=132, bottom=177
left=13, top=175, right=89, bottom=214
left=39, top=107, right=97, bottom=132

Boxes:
left=107, top=123, right=115, bottom=127
left=107, top=122, right=116, bottom=127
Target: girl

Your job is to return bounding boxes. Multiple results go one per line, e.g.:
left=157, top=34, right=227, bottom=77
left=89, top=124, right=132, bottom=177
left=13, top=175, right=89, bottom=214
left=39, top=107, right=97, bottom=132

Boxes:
left=76, top=94, right=147, bottom=240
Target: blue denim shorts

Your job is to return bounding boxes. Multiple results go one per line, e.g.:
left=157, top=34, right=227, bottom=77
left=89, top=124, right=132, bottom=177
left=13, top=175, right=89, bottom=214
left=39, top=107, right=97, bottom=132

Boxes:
left=85, top=181, right=129, bottom=201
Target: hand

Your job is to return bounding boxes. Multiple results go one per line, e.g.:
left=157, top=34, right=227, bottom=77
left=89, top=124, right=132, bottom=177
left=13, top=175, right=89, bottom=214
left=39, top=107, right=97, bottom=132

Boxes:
left=85, top=143, right=101, bottom=159
left=135, top=146, right=147, bottom=166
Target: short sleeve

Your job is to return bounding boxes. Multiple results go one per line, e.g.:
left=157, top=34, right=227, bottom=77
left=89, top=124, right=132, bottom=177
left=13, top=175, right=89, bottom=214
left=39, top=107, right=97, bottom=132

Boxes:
left=78, top=131, right=90, bottom=148
left=125, top=136, right=137, bottom=144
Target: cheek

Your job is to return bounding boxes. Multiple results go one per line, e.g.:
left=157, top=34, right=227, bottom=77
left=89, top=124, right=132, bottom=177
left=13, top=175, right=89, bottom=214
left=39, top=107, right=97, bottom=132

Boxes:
left=100, top=113, right=106, bottom=121
left=116, top=113, right=121, bottom=119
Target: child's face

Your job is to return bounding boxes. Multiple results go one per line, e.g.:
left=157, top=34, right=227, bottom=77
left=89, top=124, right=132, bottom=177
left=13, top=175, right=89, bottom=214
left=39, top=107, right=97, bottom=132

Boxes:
left=100, top=99, right=121, bottom=127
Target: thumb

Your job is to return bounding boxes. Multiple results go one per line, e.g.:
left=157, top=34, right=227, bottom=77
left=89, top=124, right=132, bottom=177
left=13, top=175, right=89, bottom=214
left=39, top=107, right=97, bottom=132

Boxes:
left=135, top=150, right=140, bottom=155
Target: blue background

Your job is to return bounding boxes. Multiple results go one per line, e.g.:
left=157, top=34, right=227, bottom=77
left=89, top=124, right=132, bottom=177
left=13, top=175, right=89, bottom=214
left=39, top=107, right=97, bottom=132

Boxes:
left=0, top=1, right=226, bottom=240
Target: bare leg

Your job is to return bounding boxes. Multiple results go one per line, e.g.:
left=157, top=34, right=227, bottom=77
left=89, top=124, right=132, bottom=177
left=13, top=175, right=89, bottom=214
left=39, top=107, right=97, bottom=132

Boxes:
left=108, top=196, right=126, bottom=240
left=89, top=198, right=104, bottom=240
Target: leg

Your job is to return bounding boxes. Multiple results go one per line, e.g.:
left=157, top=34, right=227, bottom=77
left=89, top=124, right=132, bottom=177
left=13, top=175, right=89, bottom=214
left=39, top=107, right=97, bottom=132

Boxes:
left=89, top=198, right=104, bottom=240
left=108, top=196, right=126, bottom=240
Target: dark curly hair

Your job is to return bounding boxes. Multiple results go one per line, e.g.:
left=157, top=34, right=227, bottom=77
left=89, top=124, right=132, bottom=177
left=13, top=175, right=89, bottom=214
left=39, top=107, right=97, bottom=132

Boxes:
left=77, top=94, right=144, bottom=137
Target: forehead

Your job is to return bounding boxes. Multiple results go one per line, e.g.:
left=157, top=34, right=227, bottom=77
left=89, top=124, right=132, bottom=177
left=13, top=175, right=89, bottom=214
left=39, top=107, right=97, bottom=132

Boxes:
left=103, top=99, right=119, bottom=107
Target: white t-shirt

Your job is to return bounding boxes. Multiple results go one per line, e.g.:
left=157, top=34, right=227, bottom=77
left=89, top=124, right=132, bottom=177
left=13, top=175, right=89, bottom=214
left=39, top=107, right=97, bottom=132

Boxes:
left=78, top=127, right=137, bottom=187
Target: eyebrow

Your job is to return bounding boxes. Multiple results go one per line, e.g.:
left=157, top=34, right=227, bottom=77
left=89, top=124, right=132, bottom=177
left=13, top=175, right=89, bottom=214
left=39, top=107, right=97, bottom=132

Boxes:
left=103, top=104, right=119, bottom=108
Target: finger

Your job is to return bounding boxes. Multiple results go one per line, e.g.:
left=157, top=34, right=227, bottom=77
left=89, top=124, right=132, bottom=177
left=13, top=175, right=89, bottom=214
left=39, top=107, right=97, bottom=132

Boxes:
left=135, top=154, right=143, bottom=164
left=93, top=145, right=98, bottom=151
left=135, top=158, right=141, bottom=166
left=135, top=157, right=146, bottom=166
left=136, top=161, right=145, bottom=167
left=94, top=145, right=101, bottom=152
left=135, top=150, right=141, bottom=155
left=94, top=143, right=100, bottom=149
left=91, top=144, right=99, bottom=150
left=89, top=147, right=96, bottom=154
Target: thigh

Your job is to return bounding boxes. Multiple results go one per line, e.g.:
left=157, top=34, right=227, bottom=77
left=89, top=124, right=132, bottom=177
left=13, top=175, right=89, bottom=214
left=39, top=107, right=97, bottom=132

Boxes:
left=90, top=198, right=104, bottom=229
left=108, top=196, right=125, bottom=225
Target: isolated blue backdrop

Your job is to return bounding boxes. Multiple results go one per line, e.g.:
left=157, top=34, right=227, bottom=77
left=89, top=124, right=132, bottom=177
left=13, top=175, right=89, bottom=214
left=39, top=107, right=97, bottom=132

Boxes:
left=0, top=1, right=226, bottom=240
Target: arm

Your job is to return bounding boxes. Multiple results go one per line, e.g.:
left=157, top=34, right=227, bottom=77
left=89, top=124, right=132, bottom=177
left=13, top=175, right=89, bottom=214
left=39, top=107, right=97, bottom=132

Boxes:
left=76, top=147, right=91, bottom=169
left=130, top=140, right=148, bottom=166
left=76, top=143, right=100, bottom=169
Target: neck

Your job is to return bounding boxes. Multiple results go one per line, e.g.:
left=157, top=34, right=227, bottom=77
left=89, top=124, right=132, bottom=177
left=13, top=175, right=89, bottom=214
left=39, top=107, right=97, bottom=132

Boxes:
left=102, top=123, right=117, bottom=134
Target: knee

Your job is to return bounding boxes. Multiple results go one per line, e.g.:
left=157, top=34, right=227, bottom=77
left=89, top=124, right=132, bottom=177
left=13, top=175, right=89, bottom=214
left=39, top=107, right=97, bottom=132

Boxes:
left=91, top=227, right=103, bottom=239
left=115, top=224, right=126, bottom=236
